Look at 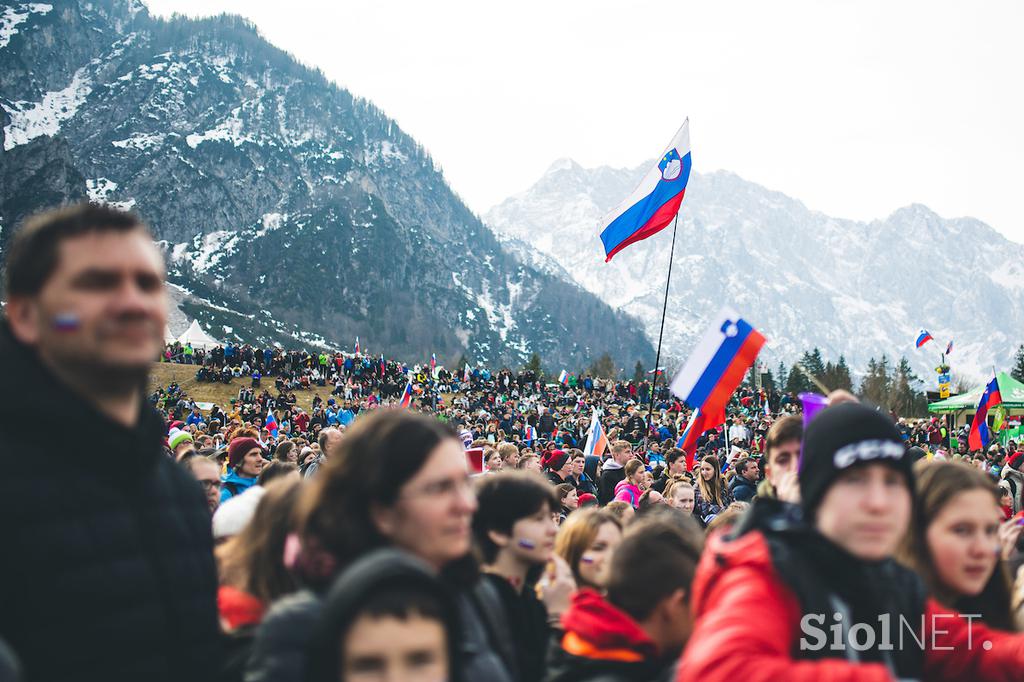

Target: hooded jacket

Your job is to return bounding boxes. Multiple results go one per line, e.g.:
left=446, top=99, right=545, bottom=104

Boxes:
left=0, top=322, right=221, bottom=682
left=546, top=589, right=674, bottom=682
left=676, top=497, right=1024, bottom=682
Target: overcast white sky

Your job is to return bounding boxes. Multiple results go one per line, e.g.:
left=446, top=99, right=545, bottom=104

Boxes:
left=145, top=0, right=1024, bottom=242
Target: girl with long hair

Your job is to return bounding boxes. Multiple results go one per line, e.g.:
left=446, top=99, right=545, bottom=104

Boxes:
left=693, top=455, right=732, bottom=526
left=897, top=461, right=1020, bottom=631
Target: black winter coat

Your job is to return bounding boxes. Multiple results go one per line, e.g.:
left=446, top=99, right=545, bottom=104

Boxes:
left=0, top=322, right=221, bottom=682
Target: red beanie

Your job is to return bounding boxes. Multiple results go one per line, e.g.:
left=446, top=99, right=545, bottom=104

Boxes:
left=578, top=493, right=597, bottom=507
left=543, top=449, right=569, bottom=471
left=228, top=437, right=261, bottom=469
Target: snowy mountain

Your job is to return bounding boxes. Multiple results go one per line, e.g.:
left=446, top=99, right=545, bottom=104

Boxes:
left=0, top=0, right=654, bottom=370
left=485, top=159, right=1024, bottom=383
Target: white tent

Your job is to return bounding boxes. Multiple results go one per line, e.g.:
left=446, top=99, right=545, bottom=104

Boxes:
left=163, top=325, right=178, bottom=344
left=176, top=319, right=221, bottom=351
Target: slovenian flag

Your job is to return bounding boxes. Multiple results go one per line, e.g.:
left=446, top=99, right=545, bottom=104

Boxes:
left=399, top=381, right=413, bottom=409
left=915, top=330, right=933, bottom=348
left=380, top=353, right=385, bottom=374
left=354, top=336, right=360, bottom=354
left=430, top=353, right=436, bottom=372
left=599, top=119, right=692, bottom=262
left=675, top=406, right=725, bottom=471
left=558, top=370, right=569, bottom=386
left=968, top=376, right=1002, bottom=450
left=463, top=363, right=471, bottom=383
left=265, top=408, right=278, bottom=438
left=582, top=411, right=608, bottom=459
left=669, top=307, right=765, bottom=417
left=524, top=424, right=537, bottom=442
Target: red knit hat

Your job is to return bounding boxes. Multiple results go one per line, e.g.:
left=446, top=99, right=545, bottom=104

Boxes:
left=228, top=437, right=262, bottom=469
left=578, top=493, right=598, bottom=507
left=542, top=449, right=569, bottom=471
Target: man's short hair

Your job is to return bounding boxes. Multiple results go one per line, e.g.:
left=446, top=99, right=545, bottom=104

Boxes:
left=766, top=415, right=802, bottom=456
left=317, top=427, right=339, bottom=453
left=611, top=440, right=631, bottom=454
left=735, top=457, right=755, bottom=476
left=3, top=203, right=149, bottom=296
left=665, top=448, right=685, bottom=466
left=605, top=513, right=704, bottom=621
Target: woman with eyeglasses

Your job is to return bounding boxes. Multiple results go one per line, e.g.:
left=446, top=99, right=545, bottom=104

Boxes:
left=247, top=410, right=516, bottom=682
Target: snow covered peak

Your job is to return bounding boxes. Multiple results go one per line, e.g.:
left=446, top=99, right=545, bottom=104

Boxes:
left=544, top=157, right=581, bottom=175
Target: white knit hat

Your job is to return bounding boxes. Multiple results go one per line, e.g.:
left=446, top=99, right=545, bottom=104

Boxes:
left=212, top=486, right=266, bottom=539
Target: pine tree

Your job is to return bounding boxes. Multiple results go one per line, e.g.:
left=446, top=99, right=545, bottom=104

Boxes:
left=524, top=352, right=542, bottom=377
left=776, top=362, right=788, bottom=390
left=1013, top=345, right=1024, bottom=383
left=785, top=364, right=810, bottom=395
left=633, top=361, right=645, bottom=383
left=834, top=356, right=854, bottom=392
left=859, top=355, right=893, bottom=408
left=891, top=356, right=926, bottom=417
left=588, top=353, right=618, bottom=380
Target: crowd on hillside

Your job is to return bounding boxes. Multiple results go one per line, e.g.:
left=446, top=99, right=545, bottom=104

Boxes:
left=5, top=203, right=1024, bottom=682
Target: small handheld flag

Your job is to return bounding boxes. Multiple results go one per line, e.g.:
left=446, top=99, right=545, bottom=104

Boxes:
left=582, top=411, right=608, bottom=459
left=599, top=119, right=692, bottom=262
left=430, top=353, right=437, bottom=372
left=354, top=336, right=360, bottom=354
left=399, top=381, right=413, bottom=409
left=669, top=307, right=766, bottom=417
left=524, top=425, right=537, bottom=443
left=265, top=408, right=279, bottom=438
left=968, top=377, right=1002, bottom=450
left=463, top=364, right=471, bottom=383
left=915, top=330, right=933, bottom=349
left=945, top=340, right=954, bottom=355
left=557, top=370, right=569, bottom=386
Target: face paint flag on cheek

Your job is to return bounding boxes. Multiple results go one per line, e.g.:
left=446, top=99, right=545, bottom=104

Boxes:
left=517, top=539, right=537, bottom=550
left=53, top=313, right=81, bottom=332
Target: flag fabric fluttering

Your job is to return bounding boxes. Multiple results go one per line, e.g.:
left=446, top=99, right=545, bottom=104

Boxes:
left=265, top=408, right=278, bottom=438
left=463, top=364, right=471, bottom=383
left=675, top=406, right=725, bottom=471
left=524, top=425, right=538, bottom=443
left=946, top=340, right=954, bottom=355
left=380, top=353, right=385, bottom=374
left=430, top=353, right=437, bottom=372
left=465, top=447, right=485, bottom=475
left=399, top=381, right=414, bottom=409
left=558, top=370, right=569, bottom=386
left=582, top=411, right=608, bottom=459
left=669, top=307, right=766, bottom=417
left=354, top=336, right=360, bottom=355
left=599, top=119, right=692, bottom=262
left=915, top=330, right=933, bottom=349
left=968, top=377, right=1002, bottom=450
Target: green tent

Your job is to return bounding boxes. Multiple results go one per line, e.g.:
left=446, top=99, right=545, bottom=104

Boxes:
left=928, top=372, right=1024, bottom=413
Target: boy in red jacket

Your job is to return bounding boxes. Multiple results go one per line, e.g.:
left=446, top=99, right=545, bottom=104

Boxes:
left=678, top=401, right=1024, bottom=682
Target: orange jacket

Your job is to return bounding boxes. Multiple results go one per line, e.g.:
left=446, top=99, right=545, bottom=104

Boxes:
left=677, top=529, right=1024, bottom=682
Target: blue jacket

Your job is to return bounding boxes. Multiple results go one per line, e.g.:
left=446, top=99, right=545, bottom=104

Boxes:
left=221, top=470, right=258, bottom=502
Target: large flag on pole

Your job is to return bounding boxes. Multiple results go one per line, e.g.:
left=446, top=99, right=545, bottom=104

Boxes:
left=599, top=119, right=692, bottom=262
left=968, top=376, right=1002, bottom=450
left=582, top=411, right=608, bottom=459
left=669, top=307, right=765, bottom=417
left=675, top=406, right=726, bottom=471
left=915, top=330, right=933, bottom=349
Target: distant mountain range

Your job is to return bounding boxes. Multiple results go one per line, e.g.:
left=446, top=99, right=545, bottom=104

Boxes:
left=0, top=0, right=654, bottom=371
left=485, top=158, right=1024, bottom=384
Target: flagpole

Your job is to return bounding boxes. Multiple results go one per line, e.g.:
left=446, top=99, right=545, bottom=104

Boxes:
left=646, top=214, right=680, bottom=440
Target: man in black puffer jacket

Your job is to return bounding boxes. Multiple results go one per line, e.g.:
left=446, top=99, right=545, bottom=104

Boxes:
left=0, top=205, right=221, bottom=682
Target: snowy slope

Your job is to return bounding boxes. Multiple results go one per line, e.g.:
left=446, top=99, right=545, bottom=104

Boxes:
left=485, top=160, right=1024, bottom=383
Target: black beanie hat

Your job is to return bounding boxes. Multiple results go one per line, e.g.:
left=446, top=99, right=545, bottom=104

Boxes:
left=800, top=401, right=913, bottom=516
